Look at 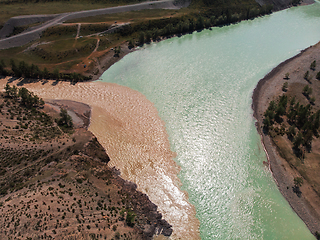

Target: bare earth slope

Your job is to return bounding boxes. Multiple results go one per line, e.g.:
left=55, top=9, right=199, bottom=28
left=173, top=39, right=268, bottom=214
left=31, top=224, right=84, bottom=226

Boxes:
left=0, top=91, right=172, bottom=240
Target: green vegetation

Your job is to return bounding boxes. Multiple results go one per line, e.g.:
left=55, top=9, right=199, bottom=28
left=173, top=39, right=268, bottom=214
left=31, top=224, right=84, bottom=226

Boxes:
left=282, top=82, right=288, bottom=92
left=294, top=177, right=303, bottom=187
left=117, top=2, right=272, bottom=46
left=0, top=1, right=132, bottom=25
left=263, top=94, right=320, bottom=154
left=0, top=59, right=90, bottom=82
left=0, top=85, right=63, bottom=194
left=263, top=59, right=320, bottom=160
left=4, top=84, right=44, bottom=108
left=261, top=58, right=320, bottom=212
left=32, top=38, right=97, bottom=63
left=0, top=0, right=275, bottom=81
left=302, top=85, right=312, bottom=99
left=293, top=176, right=303, bottom=197
left=304, top=70, right=310, bottom=82
left=79, top=23, right=110, bottom=36
left=57, top=108, right=73, bottom=130
left=310, top=60, right=316, bottom=71
left=41, top=25, right=78, bottom=41
left=284, top=72, right=290, bottom=79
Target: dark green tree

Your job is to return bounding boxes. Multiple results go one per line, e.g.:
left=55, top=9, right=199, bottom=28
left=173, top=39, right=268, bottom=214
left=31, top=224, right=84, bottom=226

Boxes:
left=145, top=31, right=151, bottom=43
left=302, top=85, right=312, bottom=99
left=290, top=96, right=296, bottom=106
left=294, top=177, right=303, bottom=187
left=53, top=68, right=60, bottom=80
left=126, top=209, right=135, bottom=227
left=310, top=97, right=315, bottom=105
left=293, top=132, right=303, bottom=149
left=152, top=28, right=159, bottom=41
left=303, top=129, right=313, bottom=149
left=196, top=16, right=204, bottom=30
left=0, top=60, right=8, bottom=76
left=310, top=60, right=316, bottom=71
left=10, top=59, right=21, bottom=77
left=282, top=82, right=288, bottom=92
left=128, top=39, right=134, bottom=49
left=58, top=108, right=73, bottom=129
left=287, top=125, right=296, bottom=139
left=284, top=72, right=290, bottom=79
left=138, top=32, right=145, bottom=46
left=4, top=84, right=18, bottom=99
left=304, top=71, right=310, bottom=81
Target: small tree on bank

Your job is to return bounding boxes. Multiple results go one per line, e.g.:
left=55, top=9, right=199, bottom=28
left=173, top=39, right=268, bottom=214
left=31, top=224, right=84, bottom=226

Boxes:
left=58, top=108, right=73, bottom=129
left=310, top=60, right=316, bottom=71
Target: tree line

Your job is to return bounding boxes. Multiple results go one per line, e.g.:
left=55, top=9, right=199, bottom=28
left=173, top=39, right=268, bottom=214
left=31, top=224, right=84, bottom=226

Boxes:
left=4, top=83, right=44, bottom=109
left=4, top=84, right=74, bottom=130
left=0, top=59, right=91, bottom=82
left=119, top=5, right=273, bottom=46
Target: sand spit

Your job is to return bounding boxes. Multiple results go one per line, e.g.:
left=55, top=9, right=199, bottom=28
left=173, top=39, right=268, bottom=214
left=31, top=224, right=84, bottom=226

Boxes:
left=46, top=99, right=91, bottom=129
left=0, top=78, right=200, bottom=239
left=252, top=42, right=320, bottom=234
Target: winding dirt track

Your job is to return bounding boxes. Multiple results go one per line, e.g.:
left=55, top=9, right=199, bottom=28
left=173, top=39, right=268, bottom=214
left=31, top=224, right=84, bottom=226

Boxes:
left=0, top=0, right=181, bottom=50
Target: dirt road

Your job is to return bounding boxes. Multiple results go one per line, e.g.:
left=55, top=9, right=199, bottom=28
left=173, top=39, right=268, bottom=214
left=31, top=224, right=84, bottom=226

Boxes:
left=0, top=0, right=183, bottom=50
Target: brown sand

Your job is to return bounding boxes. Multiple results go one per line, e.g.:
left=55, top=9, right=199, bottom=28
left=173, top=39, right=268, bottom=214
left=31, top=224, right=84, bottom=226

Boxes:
left=0, top=77, right=200, bottom=239
left=252, top=41, right=320, bottom=234
left=46, top=99, right=91, bottom=129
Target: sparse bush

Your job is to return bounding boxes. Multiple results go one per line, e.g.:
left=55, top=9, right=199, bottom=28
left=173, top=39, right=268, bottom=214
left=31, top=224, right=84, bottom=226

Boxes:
left=310, top=60, right=316, bottom=70
left=284, top=72, right=290, bottom=79
left=282, top=82, right=288, bottom=92
left=294, top=177, right=303, bottom=187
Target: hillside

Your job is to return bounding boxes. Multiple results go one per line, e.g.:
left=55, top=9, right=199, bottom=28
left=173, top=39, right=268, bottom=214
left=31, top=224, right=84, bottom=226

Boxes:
left=0, top=85, right=172, bottom=240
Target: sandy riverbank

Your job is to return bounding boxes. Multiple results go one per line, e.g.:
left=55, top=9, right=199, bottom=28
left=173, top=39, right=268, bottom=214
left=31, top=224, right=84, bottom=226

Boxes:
left=0, top=77, right=200, bottom=239
left=252, top=41, right=320, bottom=235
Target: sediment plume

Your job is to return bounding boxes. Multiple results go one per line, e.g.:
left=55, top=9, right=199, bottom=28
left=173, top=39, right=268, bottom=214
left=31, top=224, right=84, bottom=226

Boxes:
left=0, top=78, right=200, bottom=239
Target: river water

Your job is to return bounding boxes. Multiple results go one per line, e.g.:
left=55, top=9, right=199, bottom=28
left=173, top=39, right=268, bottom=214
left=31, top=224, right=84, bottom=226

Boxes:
left=98, top=3, right=320, bottom=240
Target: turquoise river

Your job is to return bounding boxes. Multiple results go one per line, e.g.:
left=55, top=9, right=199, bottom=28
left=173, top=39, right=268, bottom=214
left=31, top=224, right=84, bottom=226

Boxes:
left=99, top=2, right=320, bottom=239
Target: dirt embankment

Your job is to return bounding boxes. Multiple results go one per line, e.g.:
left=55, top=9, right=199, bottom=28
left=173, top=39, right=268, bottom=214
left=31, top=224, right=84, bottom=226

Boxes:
left=252, top=41, right=320, bottom=235
left=0, top=93, right=172, bottom=239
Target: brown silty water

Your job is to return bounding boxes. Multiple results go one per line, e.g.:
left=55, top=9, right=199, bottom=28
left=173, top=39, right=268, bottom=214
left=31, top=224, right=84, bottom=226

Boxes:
left=1, top=79, right=200, bottom=239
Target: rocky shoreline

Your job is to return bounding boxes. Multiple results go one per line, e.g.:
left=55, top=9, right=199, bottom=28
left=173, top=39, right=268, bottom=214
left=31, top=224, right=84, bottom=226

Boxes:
left=252, top=42, right=320, bottom=235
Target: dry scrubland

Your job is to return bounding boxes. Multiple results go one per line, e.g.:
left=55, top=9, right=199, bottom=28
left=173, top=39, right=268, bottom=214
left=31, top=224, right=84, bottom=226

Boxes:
left=0, top=85, right=172, bottom=240
left=262, top=46, right=320, bottom=195
left=253, top=42, right=320, bottom=236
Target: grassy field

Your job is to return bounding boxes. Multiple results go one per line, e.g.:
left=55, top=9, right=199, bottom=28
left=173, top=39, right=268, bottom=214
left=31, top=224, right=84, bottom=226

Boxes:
left=0, top=1, right=126, bottom=25
left=0, top=0, right=269, bottom=79
left=65, top=8, right=189, bottom=23
left=0, top=7, right=197, bottom=74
